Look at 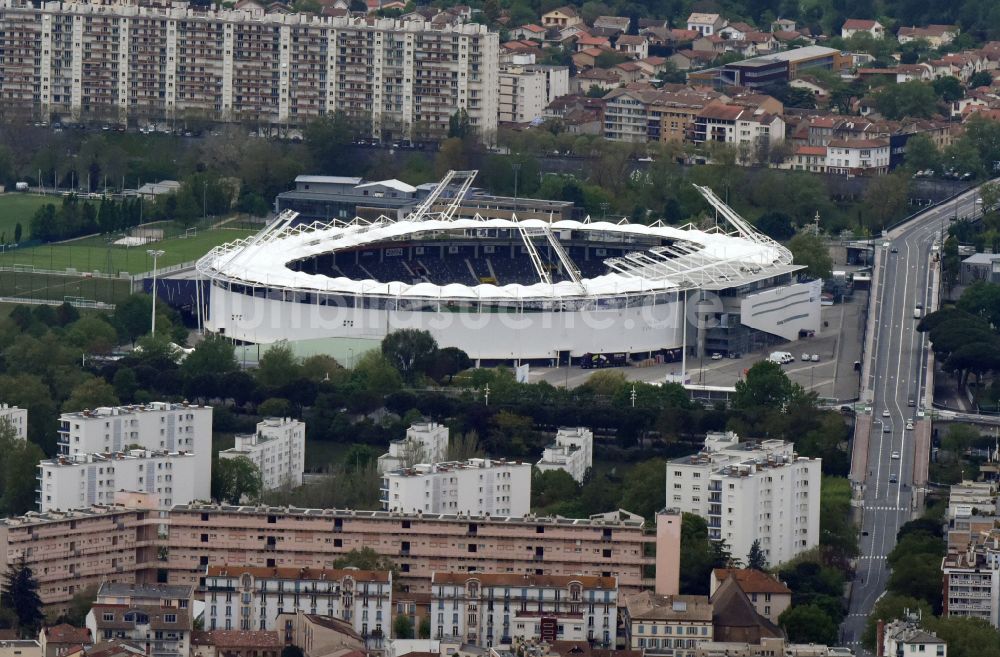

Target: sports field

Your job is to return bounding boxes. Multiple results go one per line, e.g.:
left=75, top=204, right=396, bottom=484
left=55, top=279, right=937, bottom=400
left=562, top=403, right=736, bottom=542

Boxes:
left=0, top=226, right=255, bottom=275
left=0, top=193, right=54, bottom=241
left=0, top=271, right=133, bottom=305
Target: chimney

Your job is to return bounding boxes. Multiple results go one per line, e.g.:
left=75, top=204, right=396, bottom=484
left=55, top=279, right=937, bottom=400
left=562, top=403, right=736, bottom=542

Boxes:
left=654, top=509, right=681, bottom=596
left=876, top=619, right=885, bottom=657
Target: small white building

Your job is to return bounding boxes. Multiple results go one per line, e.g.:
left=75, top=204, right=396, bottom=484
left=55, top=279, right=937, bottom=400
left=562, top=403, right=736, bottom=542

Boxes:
left=536, top=427, right=593, bottom=482
left=204, top=565, right=391, bottom=647
left=58, top=402, right=213, bottom=486
left=665, top=432, right=821, bottom=566
left=882, top=614, right=946, bottom=657
left=825, top=139, right=890, bottom=176
left=381, top=458, right=531, bottom=517
left=378, top=422, right=450, bottom=474
left=687, top=13, right=726, bottom=36
left=37, top=449, right=204, bottom=511
left=841, top=19, right=885, bottom=39
left=430, top=572, right=619, bottom=647
left=0, top=404, right=28, bottom=440
left=218, top=417, right=305, bottom=491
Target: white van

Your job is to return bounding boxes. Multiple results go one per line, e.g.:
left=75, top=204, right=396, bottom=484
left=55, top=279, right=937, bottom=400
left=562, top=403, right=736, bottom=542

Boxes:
left=768, top=351, right=794, bottom=364
left=913, top=308, right=922, bottom=319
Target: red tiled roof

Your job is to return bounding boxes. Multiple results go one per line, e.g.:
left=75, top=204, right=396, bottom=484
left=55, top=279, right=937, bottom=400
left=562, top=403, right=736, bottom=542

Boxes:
left=616, top=35, right=647, bottom=46
left=698, top=104, right=746, bottom=121
left=828, top=138, right=889, bottom=148
left=191, top=631, right=281, bottom=649
left=44, top=625, right=92, bottom=645
left=795, top=146, right=828, bottom=156
left=712, top=569, right=792, bottom=595
left=432, top=572, right=617, bottom=588
left=843, top=19, right=880, bottom=30
left=207, top=565, right=389, bottom=582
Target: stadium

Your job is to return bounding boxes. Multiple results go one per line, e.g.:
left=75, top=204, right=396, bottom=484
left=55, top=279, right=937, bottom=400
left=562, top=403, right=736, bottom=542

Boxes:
left=195, top=171, right=821, bottom=363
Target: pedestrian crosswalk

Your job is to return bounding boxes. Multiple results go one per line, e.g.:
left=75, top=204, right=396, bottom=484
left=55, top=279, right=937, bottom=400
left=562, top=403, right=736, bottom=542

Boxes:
left=858, top=555, right=888, bottom=560
left=865, top=505, right=905, bottom=511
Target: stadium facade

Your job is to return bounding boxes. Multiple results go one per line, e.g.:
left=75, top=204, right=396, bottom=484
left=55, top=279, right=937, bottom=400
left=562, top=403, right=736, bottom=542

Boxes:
left=196, top=172, right=820, bottom=362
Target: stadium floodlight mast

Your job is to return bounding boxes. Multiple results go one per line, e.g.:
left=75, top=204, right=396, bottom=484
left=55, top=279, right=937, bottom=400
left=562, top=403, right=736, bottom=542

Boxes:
left=147, top=249, right=165, bottom=336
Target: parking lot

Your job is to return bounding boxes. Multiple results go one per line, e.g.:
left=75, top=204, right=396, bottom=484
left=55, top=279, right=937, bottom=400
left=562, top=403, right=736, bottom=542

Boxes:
left=530, top=292, right=866, bottom=402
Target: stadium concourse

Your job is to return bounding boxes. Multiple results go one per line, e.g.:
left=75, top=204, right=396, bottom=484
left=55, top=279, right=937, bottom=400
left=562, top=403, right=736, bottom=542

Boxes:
left=193, top=171, right=822, bottom=364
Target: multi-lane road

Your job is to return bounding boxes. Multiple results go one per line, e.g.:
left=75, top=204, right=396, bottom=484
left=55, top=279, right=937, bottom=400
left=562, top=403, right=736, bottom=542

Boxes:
left=841, top=185, right=988, bottom=650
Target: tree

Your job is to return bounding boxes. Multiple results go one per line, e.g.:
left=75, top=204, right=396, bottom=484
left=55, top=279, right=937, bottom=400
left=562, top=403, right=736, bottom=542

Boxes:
left=969, top=71, right=993, bottom=89
left=925, top=616, right=1000, bottom=657
left=59, top=585, right=98, bottom=627
left=746, top=539, right=767, bottom=571
left=0, top=556, right=44, bottom=636
left=448, top=109, right=472, bottom=140
left=863, top=172, right=910, bottom=233
left=333, top=547, right=396, bottom=572
left=418, top=617, right=432, bottom=639
left=62, top=377, right=120, bottom=412
left=381, top=329, right=438, bottom=383
left=182, top=334, right=238, bottom=378
left=532, top=468, right=581, bottom=513
left=863, top=595, right=932, bottom=648
left=0, top=433, right=46, bottom=516
left=212, top=456, right=263, bottom=504
left=305, top=112, right=358, bottom=174
left=618, top=459, right=667, bottom=523
left=788, top=232, right=833, bottom=280
left=779, top=604, right=837, bottom=644
left=942, top=235, right=961, bottom=290
left=113, top=294, right=154, bottom=345
left=756, top=211, right=795, bottom=241
left=873, top=81, right=938, bottom=120
left=932, top=76, right=965, bottom=102
left=733, top=361, right=798, bottom=411
left=256, top=342, right=301, bottom=388
left=13, top=223, right=21, bottom=244
left=942, top=424, right=980, bottom=456
left=904, top=133, right=941, bottom=173
left=281, top=646, right=305, bottom=657
left=393, top=614, right=414, bottom=639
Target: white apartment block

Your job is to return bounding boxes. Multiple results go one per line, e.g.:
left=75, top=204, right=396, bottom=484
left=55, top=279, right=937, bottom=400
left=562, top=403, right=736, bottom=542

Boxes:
left=430, top=573, right=618, bottom=647
left=0, top=0, right=499, bottom=142
left=204, top=565, right=391, bottom=644
left=378, top=422, right=450, bottom=474
left=37, top=449, right=205, bottom=512
left=942, top=529, right=1000, bottom=626
left=219, top=417, right=305, bottom=491
left=883, top=616, right=946, bottom=657
left=665, top=432, right=821, bottom=565
left=381, top=458, right=531, bottom=517
left=825, top=139, right=890, bottom=175
left=0, top=404, right=27, bottom=440
left=499, top=64, right=569, bottom=124
left=536, top=427, right=593, bottom=483
left=58, top=402, right=212, bottom=486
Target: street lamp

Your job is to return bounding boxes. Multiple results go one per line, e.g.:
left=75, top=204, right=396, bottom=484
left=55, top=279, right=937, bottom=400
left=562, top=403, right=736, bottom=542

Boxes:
left=147, top=249, right=165, bottom=336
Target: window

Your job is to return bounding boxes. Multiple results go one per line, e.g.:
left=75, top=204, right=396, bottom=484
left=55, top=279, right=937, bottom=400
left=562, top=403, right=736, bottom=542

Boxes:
left=103, top=613, right=115, bottom=622
left=165, top=614, right=177, bottom=623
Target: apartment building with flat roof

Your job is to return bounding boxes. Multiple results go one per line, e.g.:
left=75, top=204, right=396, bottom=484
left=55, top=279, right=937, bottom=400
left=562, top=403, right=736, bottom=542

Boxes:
left=665, top=432, right=820, bottom=566
left=166, top=504, right=679, bottom=596
left=219, top=417, right=305, bottom=491
left=0, top=404, right=27, bottom=440
left=0, top=495, right=160, bottom=613
left=38, top=449, right=203, bottom=512
left=0, top=0, right=498, bottom=141
left=378, top=422, right=450, bottom=474
left=58, top=402, right=212, bottom=486
left=430, top=572, right=618, bottom=647
left=204, top=566, right=391, bottom=648
left=381, top=458, right=531, bottom=517
left=536, top=428, right=593, bottom=483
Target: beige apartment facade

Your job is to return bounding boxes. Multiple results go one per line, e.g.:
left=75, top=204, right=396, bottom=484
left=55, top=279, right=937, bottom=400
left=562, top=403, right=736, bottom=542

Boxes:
left=166, top=505, right=679, bottom=596
left=2, top=502, right=681, bottom=613
left=0, top=0, right=498, bottom=141
left=0, top=499, right=160, bottom=613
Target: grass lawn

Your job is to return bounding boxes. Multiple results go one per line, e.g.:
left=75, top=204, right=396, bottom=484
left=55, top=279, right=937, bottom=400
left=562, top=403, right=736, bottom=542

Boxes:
left=0, top=194, right=55, bottom=241
left=0, top=271, right=133, bottom=304
left=0, top=227, right=255, bottom=275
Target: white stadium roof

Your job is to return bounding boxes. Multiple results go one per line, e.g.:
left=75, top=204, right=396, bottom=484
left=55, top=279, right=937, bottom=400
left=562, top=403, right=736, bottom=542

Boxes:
left=197, top=210, right=796, bottom=302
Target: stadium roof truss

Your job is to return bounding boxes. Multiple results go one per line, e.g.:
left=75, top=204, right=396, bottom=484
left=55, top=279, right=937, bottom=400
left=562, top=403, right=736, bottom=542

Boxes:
left=196, top=173, right=799, bottom=302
